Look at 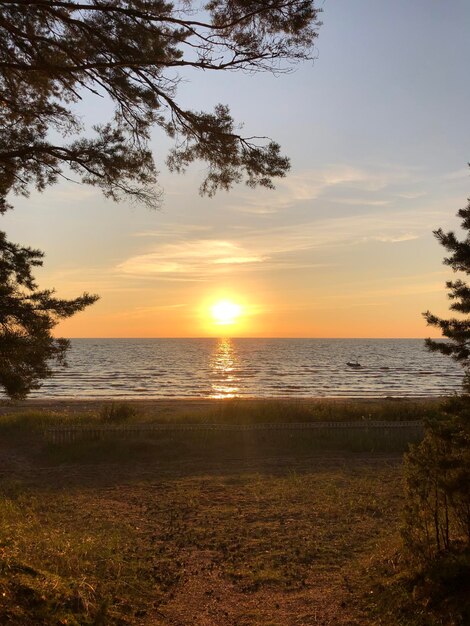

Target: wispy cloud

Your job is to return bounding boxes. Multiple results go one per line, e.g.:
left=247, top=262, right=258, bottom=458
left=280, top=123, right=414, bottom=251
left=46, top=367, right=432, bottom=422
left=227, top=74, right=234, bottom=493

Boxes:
left=118, top=240, right=266, bottom=278
left=396, top=191, right=427, bottom=200
left=231, top=163, right=418, bottom=214
left=132, top=224, right=212, bottom=238
left=240, top=209, right=440, bottom=256
left=327, top=197, right=391, bottom=207
left=370, top=233, right=420, bottom=243
left=116, top=206, right=439, bottom=282
left=213, top=256, right=264, bottom=265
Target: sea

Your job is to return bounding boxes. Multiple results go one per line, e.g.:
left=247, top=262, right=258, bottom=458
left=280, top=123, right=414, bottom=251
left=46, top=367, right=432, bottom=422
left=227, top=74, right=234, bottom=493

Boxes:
left=26, top=338, right=463, bottom=399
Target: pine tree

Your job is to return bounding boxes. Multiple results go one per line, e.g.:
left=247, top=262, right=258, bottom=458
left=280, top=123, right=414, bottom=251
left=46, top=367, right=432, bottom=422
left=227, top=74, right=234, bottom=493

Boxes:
left=424, top=184, right=470, bottom=377
left=402, top=178, right=470, bottom=566
left=0, top=1, right=321, bottom=210
left=0, top=232, right=97, bottom=399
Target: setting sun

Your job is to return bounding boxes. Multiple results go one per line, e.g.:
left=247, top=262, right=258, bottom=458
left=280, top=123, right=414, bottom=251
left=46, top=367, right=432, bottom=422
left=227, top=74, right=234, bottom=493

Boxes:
left=211, top=300, right=242, bottom=326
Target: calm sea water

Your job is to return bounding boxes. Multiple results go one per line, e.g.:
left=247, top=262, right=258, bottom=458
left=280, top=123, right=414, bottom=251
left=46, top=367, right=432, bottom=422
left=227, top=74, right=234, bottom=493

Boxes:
left=26, top=338, right=463, bottom=399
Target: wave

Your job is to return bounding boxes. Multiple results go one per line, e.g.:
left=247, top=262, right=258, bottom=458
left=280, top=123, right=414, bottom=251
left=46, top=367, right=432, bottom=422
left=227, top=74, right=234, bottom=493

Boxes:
left=16, top=338, right=463, bottom=399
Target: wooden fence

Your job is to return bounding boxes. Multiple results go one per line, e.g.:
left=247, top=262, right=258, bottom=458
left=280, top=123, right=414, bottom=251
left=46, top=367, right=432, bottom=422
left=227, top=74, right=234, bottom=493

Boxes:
left=44, top=420, right=424, bottom=444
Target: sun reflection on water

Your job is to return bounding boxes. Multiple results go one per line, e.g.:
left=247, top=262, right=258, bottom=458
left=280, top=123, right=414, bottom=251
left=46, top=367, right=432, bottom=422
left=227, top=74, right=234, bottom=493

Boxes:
left=209, top=337, right=241, bottom=398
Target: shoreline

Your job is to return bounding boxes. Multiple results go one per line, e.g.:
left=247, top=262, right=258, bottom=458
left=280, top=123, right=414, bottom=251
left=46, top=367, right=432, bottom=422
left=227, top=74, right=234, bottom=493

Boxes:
left=0, top=395, right=446, bottom=416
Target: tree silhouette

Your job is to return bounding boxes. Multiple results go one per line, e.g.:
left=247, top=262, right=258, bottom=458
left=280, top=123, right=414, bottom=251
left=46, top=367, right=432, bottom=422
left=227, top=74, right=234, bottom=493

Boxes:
left=0, top=233, right=97, bottom=398
left=424, top=181, right=470, bottom=378
left=403, top=184, right=470, bottom=566
left=0, top=1, right=321, bottom=210
left=0, top=1, right=321, bottom=397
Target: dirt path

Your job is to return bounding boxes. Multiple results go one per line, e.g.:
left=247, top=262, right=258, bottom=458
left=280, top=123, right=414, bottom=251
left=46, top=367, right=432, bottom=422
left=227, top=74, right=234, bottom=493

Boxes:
left=154, top=550, right=358, bottom=625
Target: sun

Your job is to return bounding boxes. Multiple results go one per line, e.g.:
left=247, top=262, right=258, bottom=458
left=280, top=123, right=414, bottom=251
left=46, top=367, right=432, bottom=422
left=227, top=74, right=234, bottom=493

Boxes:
left=211, top=300, right=242, bottom=326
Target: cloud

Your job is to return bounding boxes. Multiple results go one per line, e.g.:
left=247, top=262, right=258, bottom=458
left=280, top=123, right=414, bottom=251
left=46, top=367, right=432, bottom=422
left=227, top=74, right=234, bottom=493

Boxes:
left=132, top=224, right=212, bottom=238
left=116, top=206, right=438, bottom=282
left=118, top=239, right=266, bottom=278
left=396, top=192, right=427, bottom=200
left=370, top=233, right=420, bottom=243
left=238, top=209, right=440, bottom=257
left=213, top=256, right=265, bottom=265
left=327, top=197, right=391, bottom=207
left=232, top=163, right=417, bottom=214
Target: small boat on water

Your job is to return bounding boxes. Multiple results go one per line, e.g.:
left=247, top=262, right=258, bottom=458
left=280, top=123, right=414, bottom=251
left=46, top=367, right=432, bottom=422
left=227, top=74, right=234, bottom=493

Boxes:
left=346, top=360, right=362, bottom=368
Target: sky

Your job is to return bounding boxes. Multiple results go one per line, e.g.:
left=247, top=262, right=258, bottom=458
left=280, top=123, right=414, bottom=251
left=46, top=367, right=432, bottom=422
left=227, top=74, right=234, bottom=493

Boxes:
left=3, top=0, right=470, bottom=338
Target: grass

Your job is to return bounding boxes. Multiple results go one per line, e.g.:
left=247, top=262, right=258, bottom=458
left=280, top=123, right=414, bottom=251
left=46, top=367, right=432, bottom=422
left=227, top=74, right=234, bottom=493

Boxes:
left=0, top=397, right=445, bottom=432
left=0, top=459, right=404, bottom=625
left=0, top=397, right=463, bottom=625
left=0, top=489, right=154, bottom=625
left=208, top=397, right=443, bottom=425
left=361, top=543, right=470, bottom=626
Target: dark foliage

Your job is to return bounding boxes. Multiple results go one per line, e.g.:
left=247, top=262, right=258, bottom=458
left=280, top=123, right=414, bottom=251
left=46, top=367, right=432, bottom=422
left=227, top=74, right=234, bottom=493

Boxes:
left=423, top=174, right=470, bottom=369
left=0, top=231, right=97, bottom=399
left=402, top=415, right=470, bottom=561
left=0, top=0, right=321, bottom=209
left=401, top=177, right=470, bottom=585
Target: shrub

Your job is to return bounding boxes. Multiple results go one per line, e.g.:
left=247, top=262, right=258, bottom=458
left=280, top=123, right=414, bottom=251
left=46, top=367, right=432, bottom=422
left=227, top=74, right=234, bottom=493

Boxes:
left=99, top=402, right=137, bottom=424
left=402, top=414, right=470, bottom=562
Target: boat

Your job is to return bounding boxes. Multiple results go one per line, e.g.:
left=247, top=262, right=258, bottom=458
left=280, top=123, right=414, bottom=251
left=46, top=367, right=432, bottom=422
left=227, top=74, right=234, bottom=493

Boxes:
left=346, top=360, right=362, bottom=368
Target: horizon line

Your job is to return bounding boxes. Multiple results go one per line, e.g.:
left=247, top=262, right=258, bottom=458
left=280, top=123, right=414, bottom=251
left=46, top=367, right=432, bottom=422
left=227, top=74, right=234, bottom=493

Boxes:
left=64, top=336, right=437, bottom=340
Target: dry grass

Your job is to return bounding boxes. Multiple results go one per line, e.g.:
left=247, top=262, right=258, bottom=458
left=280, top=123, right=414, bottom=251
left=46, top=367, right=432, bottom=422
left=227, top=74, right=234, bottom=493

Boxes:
left=0, top=455, right=403, bottom=625
left=0, top=398, right=463, bottom=625
left=0, top=396, right=445, bottom=427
